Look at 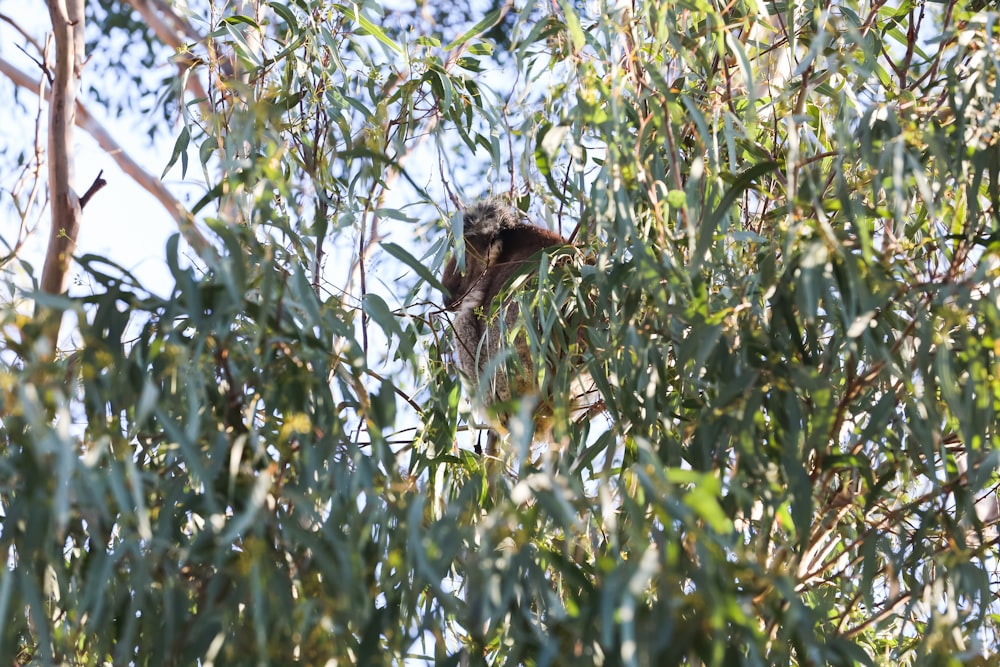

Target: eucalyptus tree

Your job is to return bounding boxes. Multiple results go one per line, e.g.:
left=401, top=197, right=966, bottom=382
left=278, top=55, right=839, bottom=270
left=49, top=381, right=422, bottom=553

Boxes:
left=0, top=0, right=997, bottom=665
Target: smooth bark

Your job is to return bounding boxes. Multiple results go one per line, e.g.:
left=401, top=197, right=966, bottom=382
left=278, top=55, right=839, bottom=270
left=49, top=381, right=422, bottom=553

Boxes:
left=39, top=0, right=86, bottom=298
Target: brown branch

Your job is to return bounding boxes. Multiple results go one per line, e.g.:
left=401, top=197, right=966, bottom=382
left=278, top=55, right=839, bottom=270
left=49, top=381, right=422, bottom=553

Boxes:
left=78, top=170, right=107, bottom=209
left=0, top=12, right=46, bottom=58
left=0, top=73, right=48, bottom=268
left=132, top=0, right=202, bottom=45
left=842, top=591, right=913, bottom=638
left=0, top=56, right=209, bottom=252
left=364, top=369, right=424, bottom=416
left=120, top=0, right=209, bottom=103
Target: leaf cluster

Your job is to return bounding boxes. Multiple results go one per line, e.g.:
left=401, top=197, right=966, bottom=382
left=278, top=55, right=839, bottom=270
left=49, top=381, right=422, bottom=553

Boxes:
left=2, top=0, right=1000, bottom=664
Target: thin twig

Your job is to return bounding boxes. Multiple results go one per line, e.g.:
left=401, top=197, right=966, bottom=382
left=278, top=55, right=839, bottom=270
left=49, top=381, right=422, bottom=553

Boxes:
left=0, top=56, right=208, bottom=251
left=78, top=170, right=107, bottom=209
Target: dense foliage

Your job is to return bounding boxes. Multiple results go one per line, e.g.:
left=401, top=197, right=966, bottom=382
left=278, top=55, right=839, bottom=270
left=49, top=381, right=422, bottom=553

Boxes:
left=2, top=0, right=999, bottom=664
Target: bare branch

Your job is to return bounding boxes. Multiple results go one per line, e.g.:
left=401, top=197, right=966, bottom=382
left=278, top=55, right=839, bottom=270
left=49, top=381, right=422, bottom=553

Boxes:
left=0, top=11, right=45, bottom=57
left=79, top=170, right=107, bottom=209
left=0, top=56, right=209, bottom=251
left=73, top=99, right=208, bottom=250
left=121, top=0, right=209, bottom=102
left=125, top=0, right=202, bottom=47
left=0, top=71, right=48, bottom=268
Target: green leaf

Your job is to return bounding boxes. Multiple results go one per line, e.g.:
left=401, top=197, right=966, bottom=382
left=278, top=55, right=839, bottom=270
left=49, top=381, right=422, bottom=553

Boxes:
left=362, top=293, right=401, bottom=337
left=443, top=8, right=502, bottom=51
left=558, top=1, right=585, bottom=51
left=199, top=136, right=219, bottom=169
left=381, top=241, right=447, bottom=293
left=696, top=160, right=779, bottom=265
left=335, top=3, right=403, bottom=54
left=268, top=1, right=298, bottom=31
left=162, top=125, right=190, bottom=179
left=222, top=20, right=263, bottom=67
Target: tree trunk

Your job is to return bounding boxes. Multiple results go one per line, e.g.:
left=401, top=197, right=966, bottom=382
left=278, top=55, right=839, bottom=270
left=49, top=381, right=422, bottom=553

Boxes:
left=40, top=0, right=86, bottom=299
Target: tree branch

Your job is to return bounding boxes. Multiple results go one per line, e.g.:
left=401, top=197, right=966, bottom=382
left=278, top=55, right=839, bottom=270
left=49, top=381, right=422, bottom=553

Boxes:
left=121, top=0, right=210, bottom=103
left=79, top=170, right=107, bottom=209
left=0, top=56, right=209, bottom=252
left=133, top=0, right=203, bottom=45
left=0, top=12, right=46, bottom=59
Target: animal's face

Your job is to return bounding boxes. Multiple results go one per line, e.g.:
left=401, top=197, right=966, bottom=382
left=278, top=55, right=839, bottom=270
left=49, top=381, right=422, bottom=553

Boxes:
left=441, top=199, right=567, bottom=312
left=440, top=237, right=492, bottom=311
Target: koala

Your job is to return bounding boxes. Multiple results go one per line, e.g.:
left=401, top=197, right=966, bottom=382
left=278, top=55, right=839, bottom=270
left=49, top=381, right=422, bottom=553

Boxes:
left=440, top=197, right=582, bottom=456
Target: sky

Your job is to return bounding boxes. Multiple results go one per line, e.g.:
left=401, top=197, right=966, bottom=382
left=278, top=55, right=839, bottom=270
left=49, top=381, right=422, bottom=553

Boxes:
left=0, top=2, right=191, bottom=302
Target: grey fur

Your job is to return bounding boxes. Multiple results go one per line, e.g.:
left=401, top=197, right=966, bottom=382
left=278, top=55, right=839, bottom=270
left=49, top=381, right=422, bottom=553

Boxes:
left=441, top=198, right=568, bottom=454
